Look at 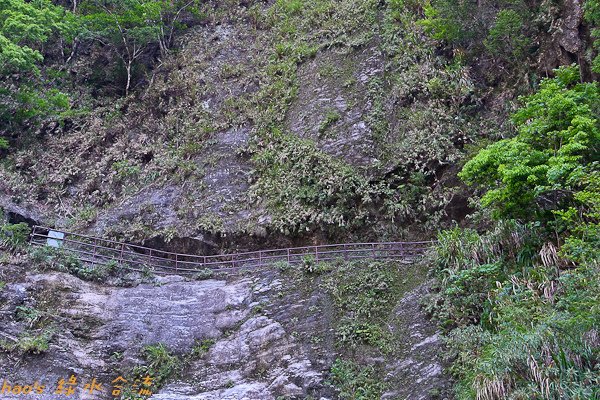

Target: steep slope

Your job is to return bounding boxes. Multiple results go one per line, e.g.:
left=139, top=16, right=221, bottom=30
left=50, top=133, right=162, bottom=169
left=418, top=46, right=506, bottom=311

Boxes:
left=0, top=0, right=485, bottom=253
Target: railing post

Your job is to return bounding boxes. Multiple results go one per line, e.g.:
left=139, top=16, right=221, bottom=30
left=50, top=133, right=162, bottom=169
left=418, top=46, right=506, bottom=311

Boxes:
left=315, top=246, right=319, bottom=264
left=399, top=242, right=403, bottom=258
left=92, top=238, right=97, bottom=261
left=259, top=251, right=262, bottom=267
left=372, top=243, right=375, bottom=259
left=30, top=226, right=37, bottom=244
left=175, top=254, right=178, bottom=273
left=119, top=242, right=125, bottom=264
left=344, top=244, right=348, bottom=261
left=287, top=248, right=290, bottom=264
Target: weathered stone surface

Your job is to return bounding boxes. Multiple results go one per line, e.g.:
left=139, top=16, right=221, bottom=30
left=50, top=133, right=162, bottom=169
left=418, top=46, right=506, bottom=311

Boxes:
left=382, top=284, right=452, bottom=400
left=286, top=46, right=383, bottom=168
left=0, top=269, right=326, bottom=399
left=0, top=195, right=45, bottom=226
left=0, top=257, right=451, bottom=400
left=537, top=0, right=586, bottom=74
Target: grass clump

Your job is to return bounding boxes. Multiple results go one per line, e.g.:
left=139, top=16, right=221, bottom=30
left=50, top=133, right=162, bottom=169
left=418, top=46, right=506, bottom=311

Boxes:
left=0, top=217, right=30, bottom=250
left=188, top=338, right=215, bottom=359
left=318, top=109, right=341, bottom=137
left=30, top=246, right=131, bottom=283
left=191, top=268, right=214, bottom=280
left=0, top=329, right=53, bottom=355
left=328, top=358, right=386, bottom=400
left=114, top=343, right=187, bottom=399
left=138, top=344, right=181, bottom=386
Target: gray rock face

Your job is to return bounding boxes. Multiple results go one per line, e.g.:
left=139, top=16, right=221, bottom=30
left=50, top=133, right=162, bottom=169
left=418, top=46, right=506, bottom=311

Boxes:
left=92, top=185, right=182, bottom=237
left=0, top=195, right=45, bottom=226
left=286, top=46, right=383, bottom=168
left=0, top=259, right=451, bottom=400
left=154, top=315, right=324, bottom=400
left=382, top=284, right=452, bottom=400
left=537, top=0, right=586, bottom=73
left=0, top=270, right=326, bottom=400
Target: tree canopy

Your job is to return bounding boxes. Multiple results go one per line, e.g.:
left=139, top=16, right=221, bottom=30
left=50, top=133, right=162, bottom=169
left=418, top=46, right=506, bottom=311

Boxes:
left=0, top=0, right=77, bottom=73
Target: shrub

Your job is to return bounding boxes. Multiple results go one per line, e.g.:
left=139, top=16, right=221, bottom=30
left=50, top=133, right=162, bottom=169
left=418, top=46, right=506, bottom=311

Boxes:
left=483, top=9, right=529, bottom=63
left=0, top=221, right=31, bottom=249
left=133, top=343, right=181, bottom=388
left=0, top=330, right=53, bottom=354
left=459, top=66, right=600, bottom=257
left=429, top=224, right=600, bottom=398
left=419, top=0, right=534, bottom=69
left=328, top=358, right=386, bottom=400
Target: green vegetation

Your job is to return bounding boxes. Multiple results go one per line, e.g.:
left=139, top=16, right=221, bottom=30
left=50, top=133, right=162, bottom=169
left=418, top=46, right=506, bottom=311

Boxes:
left=279, top=258, right=427, bottom=398
left=0, top=0, right=202, bottom=146
left=420, top=0, right=534, bottom=67
left=0, top=329, right=53, bottom=354
left=81, top=0, right=200, bottom=95
left=191, top=268, right=214, bottom=280
left=0, top=219, right=30, bottom=250
left=326, top=260, right=425, bottom=350
left=328, top=358, right=386, bottom=400
left=188, top=338, right=214, bottom=359
left=322, top=260, right=408, bottom=350
left=428, top=66, right=600, bottom=399
left=250, top=132, right=371, bottom=234
left=461, top=66, right=599, bottom=259
left=15, top=305, right=42, bottom=327
left=134, top=343, right=181, bottom=387
left=247, top=0, right=483, bottom=237
left=0, top=0, right=75, bottom=73
left=318, top=109, right=341, bottom=137
left=1, top=0, right=599, bottom=397
left=317, top=260, right=426, bottom=397
left=30, top=246, right=139, bottom=284
left=0, top=0, right=76, bottom=137
left=585, top=0, right=600, bottom=73
left=114, top=343, right=181, bottom=399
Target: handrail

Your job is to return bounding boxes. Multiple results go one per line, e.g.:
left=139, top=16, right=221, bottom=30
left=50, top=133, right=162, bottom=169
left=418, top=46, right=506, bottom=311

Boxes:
left=29, top=226, right=435, bottom=276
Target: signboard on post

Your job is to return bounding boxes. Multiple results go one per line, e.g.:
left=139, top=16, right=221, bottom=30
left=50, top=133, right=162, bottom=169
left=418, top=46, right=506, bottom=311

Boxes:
left=47, top=230, right=65, bottom=248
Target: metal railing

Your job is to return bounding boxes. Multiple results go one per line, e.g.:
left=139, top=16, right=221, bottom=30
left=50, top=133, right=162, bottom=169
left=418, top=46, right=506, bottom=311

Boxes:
left=29, top=226, right=434, bottom=276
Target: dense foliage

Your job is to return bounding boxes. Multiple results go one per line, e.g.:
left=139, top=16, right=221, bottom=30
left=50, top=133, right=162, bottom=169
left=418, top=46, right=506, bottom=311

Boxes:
left=420, top=0, right=534, bottom=63
left=0, top=0, right=76, bottom=138
left=429, top=67, right=600, bottom=399
left=81, top=0, right=200, bottom=95
left=0, top=0, right=75, bottom=73
left=0, top=0, right=200, bottom=146
left=586, top=0, right=600, bottom=72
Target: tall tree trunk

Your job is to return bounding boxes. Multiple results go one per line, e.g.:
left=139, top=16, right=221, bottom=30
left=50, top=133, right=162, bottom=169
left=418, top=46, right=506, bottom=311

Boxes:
left=125, top=60, right=132, bottom=96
